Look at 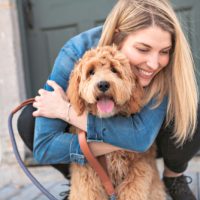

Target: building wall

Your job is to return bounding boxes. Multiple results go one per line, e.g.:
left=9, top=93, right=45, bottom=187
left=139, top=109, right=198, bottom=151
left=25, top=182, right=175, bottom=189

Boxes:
left=0, top=0, right=26, bottom=164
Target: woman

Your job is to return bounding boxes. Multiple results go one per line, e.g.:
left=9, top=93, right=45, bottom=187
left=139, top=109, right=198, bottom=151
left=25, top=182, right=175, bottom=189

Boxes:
left=31, top=0, right=200, bottom=199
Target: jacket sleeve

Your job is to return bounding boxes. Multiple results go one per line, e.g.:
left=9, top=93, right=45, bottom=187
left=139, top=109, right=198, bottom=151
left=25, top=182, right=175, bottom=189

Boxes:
left=33, top=43, right=85, bottom=165
left=33, top=27, right=102, bottom=165
left=87, top=97, right=168, bottom=152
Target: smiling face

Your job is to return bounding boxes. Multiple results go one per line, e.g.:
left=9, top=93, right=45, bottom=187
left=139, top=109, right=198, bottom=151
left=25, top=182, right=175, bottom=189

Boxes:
left=119, top=26, right=172, bottom=87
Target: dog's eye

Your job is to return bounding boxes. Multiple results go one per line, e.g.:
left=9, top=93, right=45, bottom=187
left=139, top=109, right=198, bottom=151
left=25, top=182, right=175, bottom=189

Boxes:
left=89, top=68, right=95, bottom=76
left=111, top=66, right=118, bottom=73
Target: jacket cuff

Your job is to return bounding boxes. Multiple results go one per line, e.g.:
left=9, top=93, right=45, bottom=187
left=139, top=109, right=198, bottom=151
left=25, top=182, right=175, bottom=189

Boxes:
left=69, top=134, right=87, bottom=165
left=87, top=113, right=104, bottom=142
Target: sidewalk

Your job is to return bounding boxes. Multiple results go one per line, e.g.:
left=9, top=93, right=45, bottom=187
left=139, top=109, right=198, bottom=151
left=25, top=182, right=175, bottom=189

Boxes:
left=1, top=157, right=200, bottom=200
left=0, top=163, right=68, bottom=200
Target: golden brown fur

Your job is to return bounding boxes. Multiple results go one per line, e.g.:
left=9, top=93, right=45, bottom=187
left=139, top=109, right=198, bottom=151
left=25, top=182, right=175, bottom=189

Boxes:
left=67, top=46, right=166, bottom=200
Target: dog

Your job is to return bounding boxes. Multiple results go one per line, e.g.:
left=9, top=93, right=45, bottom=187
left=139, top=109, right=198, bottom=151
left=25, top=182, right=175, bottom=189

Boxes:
left=67, top=45, right=166, bottom=200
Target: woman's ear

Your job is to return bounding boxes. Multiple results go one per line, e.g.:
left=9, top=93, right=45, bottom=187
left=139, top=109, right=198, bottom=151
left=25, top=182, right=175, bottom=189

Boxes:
left=67, top=62, right=85, bottom=115
left=128, top=82, right=144, bottom=113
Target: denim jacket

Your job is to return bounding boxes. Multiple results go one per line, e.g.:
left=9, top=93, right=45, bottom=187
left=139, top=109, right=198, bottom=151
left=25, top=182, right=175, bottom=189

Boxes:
left=33, top=26, right=168, bottom=165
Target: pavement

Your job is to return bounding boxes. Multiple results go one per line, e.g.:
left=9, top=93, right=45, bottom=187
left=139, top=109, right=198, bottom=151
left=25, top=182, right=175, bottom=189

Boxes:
left=0, top=157, right=200, bottom=200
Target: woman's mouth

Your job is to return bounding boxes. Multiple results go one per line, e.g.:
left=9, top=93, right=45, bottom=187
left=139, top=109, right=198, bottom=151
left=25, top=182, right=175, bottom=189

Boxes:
left=137, top=68, right=154, bottom=79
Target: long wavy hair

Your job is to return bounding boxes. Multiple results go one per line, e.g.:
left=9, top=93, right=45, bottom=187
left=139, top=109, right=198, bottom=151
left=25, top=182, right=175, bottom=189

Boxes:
left=98, top=0, right=199, bottom=145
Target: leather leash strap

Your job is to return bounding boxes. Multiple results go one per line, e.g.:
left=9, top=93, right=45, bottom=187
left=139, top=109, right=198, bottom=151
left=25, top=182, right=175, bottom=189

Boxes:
left=11, top=98, right=116, bottom=199
left=12, top=98, right=35, bottom=113
left=9, top=98, right=58, bottom=200
left=78, top=131, right=116, bottom=197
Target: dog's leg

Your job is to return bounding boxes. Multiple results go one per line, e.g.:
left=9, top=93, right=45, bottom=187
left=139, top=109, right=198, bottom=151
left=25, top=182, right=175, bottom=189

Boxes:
left=148, top=162, right=166, bottom=200
left=69, top=163, right=108, bottom=200
left=116, top=159, right=154, bottom=200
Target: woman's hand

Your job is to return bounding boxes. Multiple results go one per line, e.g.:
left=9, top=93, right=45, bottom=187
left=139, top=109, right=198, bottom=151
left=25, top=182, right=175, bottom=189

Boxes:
left=32, top=80, right=69, bottom=121
left=33, top=80, right=87, bottom=131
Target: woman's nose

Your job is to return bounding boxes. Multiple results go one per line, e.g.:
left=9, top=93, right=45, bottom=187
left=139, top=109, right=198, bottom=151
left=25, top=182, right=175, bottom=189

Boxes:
left=146, top=54, right=159, bottom=70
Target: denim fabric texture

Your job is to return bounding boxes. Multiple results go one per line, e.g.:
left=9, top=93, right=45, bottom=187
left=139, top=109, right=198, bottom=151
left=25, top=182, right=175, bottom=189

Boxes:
left=33, top=26, right=168, bottom=164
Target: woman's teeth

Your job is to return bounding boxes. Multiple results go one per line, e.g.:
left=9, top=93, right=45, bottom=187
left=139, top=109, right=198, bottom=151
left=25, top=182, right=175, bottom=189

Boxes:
left=139, top=69, right=153, bottom=76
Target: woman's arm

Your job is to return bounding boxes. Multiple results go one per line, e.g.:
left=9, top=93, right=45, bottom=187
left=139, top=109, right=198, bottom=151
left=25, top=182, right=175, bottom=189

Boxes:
left=39, top=80, right=167, bottom=153
left=33, top=27, right=103, bottom=164
left=33, top=80, right=122, bottom=158
left=87, top=97, right=167, bottom=152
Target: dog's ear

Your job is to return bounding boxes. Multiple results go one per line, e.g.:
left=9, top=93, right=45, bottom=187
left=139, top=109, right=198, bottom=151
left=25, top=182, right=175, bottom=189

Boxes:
left=128, top=82, right=144, bottom=113
left=67, top=62, right=85, bottom=116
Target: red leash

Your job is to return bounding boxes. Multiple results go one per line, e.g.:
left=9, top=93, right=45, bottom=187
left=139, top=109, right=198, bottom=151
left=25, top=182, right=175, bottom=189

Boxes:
left=78, top=131, right=116, bottom=197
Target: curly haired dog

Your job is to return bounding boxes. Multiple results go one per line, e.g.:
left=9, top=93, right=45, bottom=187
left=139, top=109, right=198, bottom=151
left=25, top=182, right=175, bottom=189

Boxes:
left=67, top=46, right=166, bottom=200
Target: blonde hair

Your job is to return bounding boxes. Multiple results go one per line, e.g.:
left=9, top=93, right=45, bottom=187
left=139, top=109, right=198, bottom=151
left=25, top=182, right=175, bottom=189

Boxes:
left=98, top=0, right=199, bottom=145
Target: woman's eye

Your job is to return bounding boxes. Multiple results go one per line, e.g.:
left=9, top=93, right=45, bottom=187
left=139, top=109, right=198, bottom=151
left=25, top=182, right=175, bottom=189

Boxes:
left=160, top=50, right=170, bottom=55
left=137, top=48, right=149, bottom=53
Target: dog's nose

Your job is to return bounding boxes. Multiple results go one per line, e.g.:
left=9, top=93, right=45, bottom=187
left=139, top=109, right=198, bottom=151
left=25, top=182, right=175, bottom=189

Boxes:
left=97, top=81, right=110, bottom=92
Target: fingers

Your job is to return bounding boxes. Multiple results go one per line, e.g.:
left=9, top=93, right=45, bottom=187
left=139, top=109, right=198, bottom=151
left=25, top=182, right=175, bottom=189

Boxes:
left=33, top=95, right=42, bottom=111
left=34, top=95, right=43, bottom=104
left=38, top=89, right=47, bottom=95
left=47, top=80, right=62, bottom=91
left=32, top=109, right=46, bottom=117
left=47, top=80, right=67, bottom=100
left=32, top=110, right=39, bottom=117
left=33, top=100, right=39, bottom=108
left=37, top=80, right=62, bottom=96
left=32, top=100, right=44, bottom=117
left=34, top=95, right=40, bottom=101
left=32, top=101, right=40, bottom=117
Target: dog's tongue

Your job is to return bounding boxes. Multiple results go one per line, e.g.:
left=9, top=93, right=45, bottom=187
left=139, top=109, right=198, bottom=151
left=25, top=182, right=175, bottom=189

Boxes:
left=97, top=97, right=114, bottom=113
